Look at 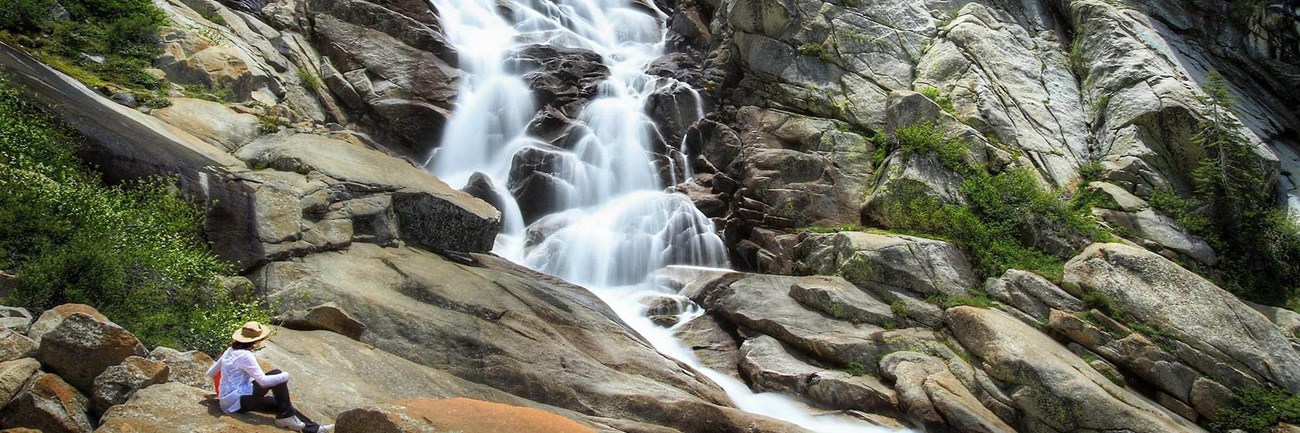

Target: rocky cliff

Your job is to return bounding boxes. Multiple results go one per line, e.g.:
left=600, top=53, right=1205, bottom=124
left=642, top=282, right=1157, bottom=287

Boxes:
left=1, top=0, right=1299, bottom=432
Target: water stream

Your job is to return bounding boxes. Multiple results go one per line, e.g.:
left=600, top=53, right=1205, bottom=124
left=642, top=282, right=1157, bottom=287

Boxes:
left=424, top=1, right=894, bottom=431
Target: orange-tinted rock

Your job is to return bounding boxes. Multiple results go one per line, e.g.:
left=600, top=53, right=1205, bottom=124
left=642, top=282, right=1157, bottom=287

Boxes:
left=36, top=312, right=147, bottom=394
left=0, top=371, right=93, bottom=433
left=26, top=304, right=108, bottom=343
left=335, top=398, right=596, bottom=433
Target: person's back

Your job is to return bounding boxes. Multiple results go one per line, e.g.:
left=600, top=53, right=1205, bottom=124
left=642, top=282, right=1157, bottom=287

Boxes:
left=213, top=348, right=258, bottom=412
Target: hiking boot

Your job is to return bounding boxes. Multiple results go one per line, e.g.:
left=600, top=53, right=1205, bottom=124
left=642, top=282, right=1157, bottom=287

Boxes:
left=274, top=415, right=307, bottom=431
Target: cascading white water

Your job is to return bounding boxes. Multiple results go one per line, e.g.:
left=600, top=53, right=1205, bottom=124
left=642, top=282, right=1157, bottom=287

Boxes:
left=426, top=1, right=897, bottom=431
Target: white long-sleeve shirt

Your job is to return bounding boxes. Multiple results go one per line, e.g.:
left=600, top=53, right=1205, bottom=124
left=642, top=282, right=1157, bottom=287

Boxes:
left=206, top=348, right=291, bottom=413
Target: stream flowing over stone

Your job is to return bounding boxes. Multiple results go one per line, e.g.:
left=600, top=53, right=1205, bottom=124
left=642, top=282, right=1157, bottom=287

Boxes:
left=422, top=0, right=890, bottom=430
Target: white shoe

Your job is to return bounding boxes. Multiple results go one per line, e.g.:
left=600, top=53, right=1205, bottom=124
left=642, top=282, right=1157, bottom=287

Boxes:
left=274, top=416, right=307, bottom=431
left=316, top=425, right=334, bottom=433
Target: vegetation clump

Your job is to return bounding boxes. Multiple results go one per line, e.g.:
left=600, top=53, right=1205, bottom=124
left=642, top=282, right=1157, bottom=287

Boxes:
left=1, top=0, right=169, bottom=106
left=0, top=77, right=263, bottom=354
left=872, top=123, right=1104, bottom=281
left=1212, top=386, right=1300, bottom=433
left=1149, top=73, right=1300, bottom=306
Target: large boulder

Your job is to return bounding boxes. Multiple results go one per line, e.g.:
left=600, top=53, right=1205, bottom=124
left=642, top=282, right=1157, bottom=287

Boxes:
left=251, top=246, right=809, bottom=433
left=0, top=372, right=94, bottom=433
left=275, top=302, right=367, bottom=340
left=26, top=304, right=108, bottom=344
left=1094, top=208, right=1217, bottom=265
left=148, top=347, right=215, bottom=392
left=798, top=231, right=979, bottom=297
left=1064, top=243, right=1300, bottom=393
left=92, top=356, right=171, bottom=414
left=0, top=357, right=40, bottom=406
left=683, top=271, right=889, bottom=367
left=674, top=314, right=742, bottom=378
left=946, top=306, right=1201, bottom=432
left=334, top=398, right=597, bottom=433
left=235, top=133, right=501, bottom=253
left=99, top=330, right=626, bottom=432
left=35, top=310, right=148, bottom=394
left=738, top=336, right=896, bottom=413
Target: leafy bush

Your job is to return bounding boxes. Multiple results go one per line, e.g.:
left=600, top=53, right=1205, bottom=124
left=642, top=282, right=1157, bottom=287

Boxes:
left=6, top=0, right=166, bottom=101
left=844, top=361, right=865, bottom=377
left=873, top=123, right=1103, bottom=281
left=919, top=86, right=956, bottom=115
left=0, top=77, right=261, bottom=354
left=0, top=0, right=56, bottom=32
left=1212, top=387, right=1300, bottom=433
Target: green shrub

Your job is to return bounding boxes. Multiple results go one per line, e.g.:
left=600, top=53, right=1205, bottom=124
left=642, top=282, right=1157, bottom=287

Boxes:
left=0, top=77, right=260, bottom=354
left=919, top=86, right=956, bottom=115
left=182, top=83, right=236, bottom=103
left=8, top=0, right=166, bottom=101
left=872, top=124, right=1103, bottom=281
left=844, top=361, right=865, bottom=377
left=1212, top=387, right=1300, bottom=433
left=797, top=42, right=831, bottom=62
left=0, top=0, right=56, bottom=32
left=892, top=122, right=969, bottom=171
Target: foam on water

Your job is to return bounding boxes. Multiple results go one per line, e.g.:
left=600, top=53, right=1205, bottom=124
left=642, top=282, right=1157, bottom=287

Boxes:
left=425, top=1, right=902, bottom=430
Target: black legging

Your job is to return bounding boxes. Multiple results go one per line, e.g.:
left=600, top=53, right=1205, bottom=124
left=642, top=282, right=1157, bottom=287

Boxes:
left=237, top=370, right=321, bottom=433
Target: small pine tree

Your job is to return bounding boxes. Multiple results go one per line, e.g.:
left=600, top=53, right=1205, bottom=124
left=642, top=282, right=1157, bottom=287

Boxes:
left=1180, top=73, right=1300, bottom=304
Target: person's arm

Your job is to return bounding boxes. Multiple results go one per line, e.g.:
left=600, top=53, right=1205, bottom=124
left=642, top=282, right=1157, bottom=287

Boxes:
left=234, top=351, right=290, bottom=387
left=206, top=349, right=226, bottom=378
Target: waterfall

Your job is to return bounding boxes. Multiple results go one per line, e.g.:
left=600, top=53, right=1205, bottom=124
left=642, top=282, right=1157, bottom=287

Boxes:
left=425, top=1, right=897, bottom=431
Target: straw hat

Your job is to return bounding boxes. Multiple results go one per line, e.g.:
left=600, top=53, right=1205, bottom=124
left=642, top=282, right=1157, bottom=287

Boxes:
left=231, top=321, right=273, bottom=344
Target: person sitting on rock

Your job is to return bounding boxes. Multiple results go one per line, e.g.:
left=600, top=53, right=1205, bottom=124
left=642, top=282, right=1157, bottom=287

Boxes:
left=206, top=321, right=334, bottom=433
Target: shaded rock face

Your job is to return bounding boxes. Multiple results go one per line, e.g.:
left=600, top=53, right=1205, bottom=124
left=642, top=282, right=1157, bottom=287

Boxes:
left=308, top=0, right=461, bottom=154
left=334, top=398, right=597, bottom=433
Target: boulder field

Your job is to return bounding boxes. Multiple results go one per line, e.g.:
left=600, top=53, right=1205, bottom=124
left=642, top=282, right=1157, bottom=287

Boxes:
left=0, top=0, right=1298, bottom=431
